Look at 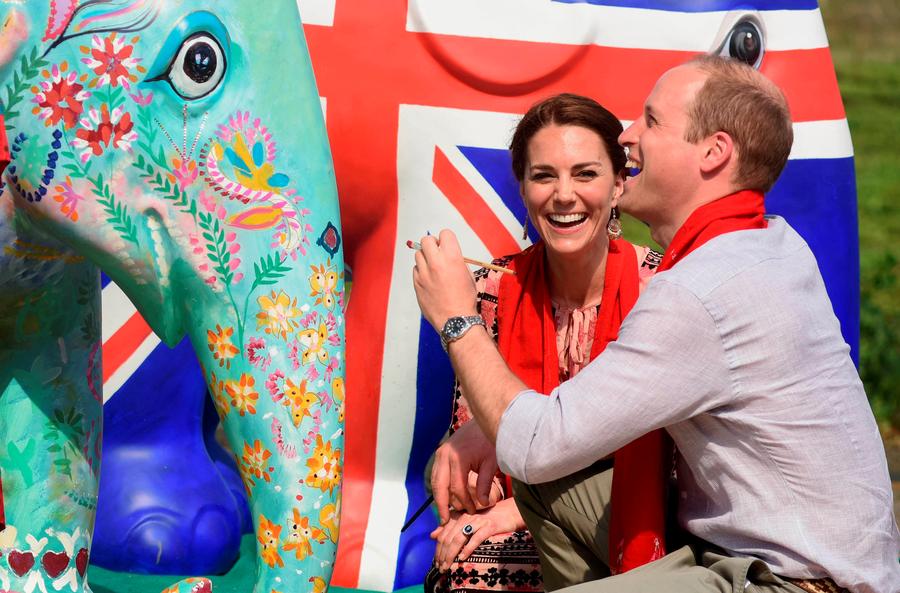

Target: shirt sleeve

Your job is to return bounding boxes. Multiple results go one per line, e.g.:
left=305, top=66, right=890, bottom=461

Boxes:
left=496, top=277, right=734, bottom=484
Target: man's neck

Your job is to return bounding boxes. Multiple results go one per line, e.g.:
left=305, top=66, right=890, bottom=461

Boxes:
left=651, top=186, right=742, bottom=249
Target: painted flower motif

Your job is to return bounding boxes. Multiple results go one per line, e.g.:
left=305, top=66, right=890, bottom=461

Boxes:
left=256, top=290, right=301, bottom=340
left=282, top=508, right=326, bottom=561
left=241, top=439, right=274, bottom=485
left=128, top=89, right=153, bottom=106
left=319, top=499, right=340, bottom=544
left=161, top=578, right=212, bottom=593
left=72, top=104, right=137, bottom=163
left=247, top=337, right=273, bottom=370
left=208, top=371, right=229, bottom=420
left=207, top=324, right=239, bottom=368
left=224, top=373, right=258, bottom=416
left=305, top=434, right=342, bottom=495
left=257, top=515, right=284, bottom=569
left=80, top=32, right=142, bottom=88
left=169, top=157, right=198, bottom=190
left=31, top=61, right=90, bottom=129
left=53, top=176, right=84, bottom=221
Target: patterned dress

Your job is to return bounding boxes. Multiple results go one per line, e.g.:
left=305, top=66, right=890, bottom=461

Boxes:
left=426, top=246, right=660, bottom=593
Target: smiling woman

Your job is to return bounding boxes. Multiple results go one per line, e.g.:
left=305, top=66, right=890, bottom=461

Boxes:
left=426, top=93, right=668, bottom=593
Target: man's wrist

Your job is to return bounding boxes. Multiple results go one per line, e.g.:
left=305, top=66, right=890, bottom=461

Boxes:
left=444, top=322, right=487, bottom=353
left=440, top=314, right=485, bottom=352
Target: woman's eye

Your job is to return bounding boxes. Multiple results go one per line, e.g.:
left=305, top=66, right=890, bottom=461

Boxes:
left=577, top=170, right=598, bottom=179
left=167, top=33, right=226, bottom=99
left=530, top=172, right=552, bottom=181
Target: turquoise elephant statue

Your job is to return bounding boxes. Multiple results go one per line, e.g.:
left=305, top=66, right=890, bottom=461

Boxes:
left=0, top=2, right=345, bottom=592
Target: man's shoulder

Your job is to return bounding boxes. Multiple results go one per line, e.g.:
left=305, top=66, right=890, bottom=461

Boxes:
left=659, top=216, right=813, bottom=298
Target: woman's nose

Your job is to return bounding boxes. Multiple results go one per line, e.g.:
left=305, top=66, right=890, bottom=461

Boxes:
left=555, top=177, right=576, bottom=203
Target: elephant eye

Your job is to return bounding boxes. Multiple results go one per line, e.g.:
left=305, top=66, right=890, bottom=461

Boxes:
left=166, top=33, right=226, bottom=99
left=718, top=18, right=764, bottom=69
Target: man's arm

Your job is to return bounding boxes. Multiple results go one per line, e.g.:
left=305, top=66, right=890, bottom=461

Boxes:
left=412, top=230, right=527, bottom=443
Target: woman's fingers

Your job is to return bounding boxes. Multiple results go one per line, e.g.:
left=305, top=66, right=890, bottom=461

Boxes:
left=457, top=522, right=492, bottom=561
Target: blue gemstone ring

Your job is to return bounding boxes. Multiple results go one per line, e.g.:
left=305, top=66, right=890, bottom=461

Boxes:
left=461, top=524, right=474, bottom=537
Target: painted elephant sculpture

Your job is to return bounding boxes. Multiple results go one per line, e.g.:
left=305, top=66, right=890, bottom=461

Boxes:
left=0, top=2, right=345, bottom=593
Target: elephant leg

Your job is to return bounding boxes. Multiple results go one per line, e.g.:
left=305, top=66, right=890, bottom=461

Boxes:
left=0, top=260, right=102, bottom=593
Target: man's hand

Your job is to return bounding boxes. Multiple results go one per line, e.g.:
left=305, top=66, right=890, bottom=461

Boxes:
left=412, top=230, right=478, bottom=331
left=431, top=420, right=499, bottom=525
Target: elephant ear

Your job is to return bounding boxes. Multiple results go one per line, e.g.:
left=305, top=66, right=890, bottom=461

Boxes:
left=42, top=0, right=77, bottom=43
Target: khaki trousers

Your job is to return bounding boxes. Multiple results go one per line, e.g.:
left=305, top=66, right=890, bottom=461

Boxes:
left=512, top=461, right=806, bottom=593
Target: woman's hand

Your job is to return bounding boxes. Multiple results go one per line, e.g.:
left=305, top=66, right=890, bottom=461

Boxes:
left=430, top=498, right=526, bottom=571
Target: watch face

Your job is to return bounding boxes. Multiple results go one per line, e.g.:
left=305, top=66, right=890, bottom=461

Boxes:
left=445, top=317, right=466, bottom=338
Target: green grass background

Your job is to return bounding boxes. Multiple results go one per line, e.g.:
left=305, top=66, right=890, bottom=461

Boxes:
left=622, top=0, right=900, bottom=432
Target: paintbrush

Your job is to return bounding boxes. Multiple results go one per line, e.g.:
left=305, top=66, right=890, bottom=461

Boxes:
left=406, top=240, right=515, bottom=275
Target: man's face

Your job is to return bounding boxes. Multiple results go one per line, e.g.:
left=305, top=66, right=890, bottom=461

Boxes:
left=617, top=65, right=708, bottom=231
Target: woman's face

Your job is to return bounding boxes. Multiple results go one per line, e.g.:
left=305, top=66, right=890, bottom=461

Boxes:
left=521, top=124, right=623, bottom=261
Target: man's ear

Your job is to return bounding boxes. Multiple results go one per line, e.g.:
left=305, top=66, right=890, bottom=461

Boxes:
left=699, top=131, right=734, bottom=174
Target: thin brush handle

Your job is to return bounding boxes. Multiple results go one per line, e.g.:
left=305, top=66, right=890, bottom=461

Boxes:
left=406, top=241, right=515, bottom=275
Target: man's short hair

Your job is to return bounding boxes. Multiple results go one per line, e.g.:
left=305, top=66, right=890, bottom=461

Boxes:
left=685, top=55, right=793, bottom=193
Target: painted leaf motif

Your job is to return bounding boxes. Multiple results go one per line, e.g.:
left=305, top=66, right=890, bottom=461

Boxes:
left=229, top=206, right=284, bottom=230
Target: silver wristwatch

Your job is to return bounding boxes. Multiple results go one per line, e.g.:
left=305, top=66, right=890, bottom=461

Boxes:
left=440, top=315, right=485, bottom=352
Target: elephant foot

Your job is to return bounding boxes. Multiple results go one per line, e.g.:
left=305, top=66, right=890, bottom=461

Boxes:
left=93, top=507, right=240, bottom=575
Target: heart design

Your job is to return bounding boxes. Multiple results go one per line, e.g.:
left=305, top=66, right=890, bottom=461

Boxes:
left=42, top=550, right=70, bottom=578
left=8, top=549, right=35, bottom=576
left=75, top=548, right=88, bottom=577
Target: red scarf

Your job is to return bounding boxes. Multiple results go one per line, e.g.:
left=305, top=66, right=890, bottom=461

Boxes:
left=659, top=190, right=767, bottom=271
left=496, top=239, right=666, bottom=574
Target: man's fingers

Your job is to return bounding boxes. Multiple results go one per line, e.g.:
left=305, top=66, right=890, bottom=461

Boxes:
left=419, top=234, right=439, bottom=258
left=440, top=229, right=467, bottom=257
left=432, top=450, right=451, bottom=525
left=474, top=467, right=496, bottom=507
left=449, top=456, right=476, bottom=514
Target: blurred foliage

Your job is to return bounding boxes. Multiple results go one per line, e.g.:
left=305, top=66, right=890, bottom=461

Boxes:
left=821, top=0, right=900, bottom=430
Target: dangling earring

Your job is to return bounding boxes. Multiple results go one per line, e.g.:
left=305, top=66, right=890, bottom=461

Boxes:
left=522, top=216, right=529, bottom=240
left=607, top=207, right=623, bottom=240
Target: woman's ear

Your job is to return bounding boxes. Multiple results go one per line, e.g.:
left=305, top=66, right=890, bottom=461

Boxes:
left=611, top=171, right=625, bottom=207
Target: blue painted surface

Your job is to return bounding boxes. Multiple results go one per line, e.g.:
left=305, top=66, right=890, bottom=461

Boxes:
left=395, top=317, right=456, bottom=589
left=93, top=337, right=250, bottom=574
left=458, top=145, right=540, bottom=245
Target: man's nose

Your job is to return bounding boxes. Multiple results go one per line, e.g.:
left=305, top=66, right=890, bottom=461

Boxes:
left=619, top=120, right=640, bottom=147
